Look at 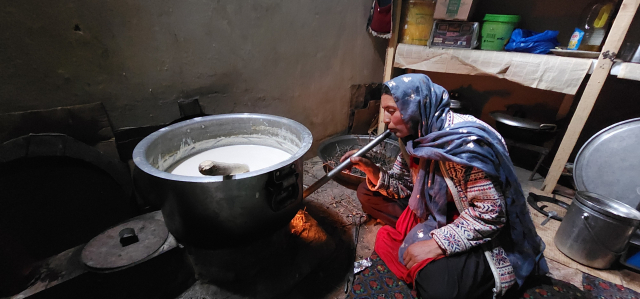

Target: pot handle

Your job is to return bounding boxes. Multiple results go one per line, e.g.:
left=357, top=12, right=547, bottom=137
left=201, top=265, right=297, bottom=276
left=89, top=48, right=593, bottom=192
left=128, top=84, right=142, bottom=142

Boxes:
left=582, top=213, right=628, bottom=255
left=266, top=164, right=299, bottom=212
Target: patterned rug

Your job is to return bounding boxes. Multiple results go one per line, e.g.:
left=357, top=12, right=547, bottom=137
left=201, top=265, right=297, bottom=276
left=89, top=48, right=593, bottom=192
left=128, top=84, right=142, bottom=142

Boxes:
left=346, top=251, right=640, bottom=299
left=346, top=252, right=416, bottom=299
left=507, top=275, right=586, bottom=299
left=583, top=273, right=640, bottom=299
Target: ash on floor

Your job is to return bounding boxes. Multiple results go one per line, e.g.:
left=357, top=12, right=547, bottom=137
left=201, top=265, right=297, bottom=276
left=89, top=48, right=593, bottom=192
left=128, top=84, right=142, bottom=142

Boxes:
left=303, top=157, right=382, bottom=260
left=301, top=157, right=383, bottom=299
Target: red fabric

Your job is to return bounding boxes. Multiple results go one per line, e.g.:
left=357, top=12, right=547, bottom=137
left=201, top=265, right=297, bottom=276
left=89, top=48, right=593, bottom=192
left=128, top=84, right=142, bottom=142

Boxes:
left=373, top=207, right=444, bottom=285
left=369, top=0, right=392, bottom=34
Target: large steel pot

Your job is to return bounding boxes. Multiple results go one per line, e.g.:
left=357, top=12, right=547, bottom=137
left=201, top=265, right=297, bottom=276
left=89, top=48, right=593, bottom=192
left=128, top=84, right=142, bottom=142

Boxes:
left=555, top=191, right=640, bottom=269
left=133, top=113, right=312, bottom=249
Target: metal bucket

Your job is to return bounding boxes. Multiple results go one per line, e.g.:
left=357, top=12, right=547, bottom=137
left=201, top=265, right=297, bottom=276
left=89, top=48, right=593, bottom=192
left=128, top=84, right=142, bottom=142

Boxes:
left=555, top=191, right=640, bottom=269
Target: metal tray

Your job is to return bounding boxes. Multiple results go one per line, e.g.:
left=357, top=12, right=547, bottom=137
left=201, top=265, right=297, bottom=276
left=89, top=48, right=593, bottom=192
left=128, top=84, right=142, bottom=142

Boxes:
left=574, top=118, right=640, bottom=209
left=317, top=135, right=400, bottom=190
left=551, top=48, right=600, bottom=59
left=621, top=242, right=640, bottom=272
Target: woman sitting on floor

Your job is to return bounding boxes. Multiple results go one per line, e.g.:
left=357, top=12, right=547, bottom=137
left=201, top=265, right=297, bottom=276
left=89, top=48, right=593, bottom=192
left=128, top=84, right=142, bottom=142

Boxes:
left=342, top=73, right=548, bottom=299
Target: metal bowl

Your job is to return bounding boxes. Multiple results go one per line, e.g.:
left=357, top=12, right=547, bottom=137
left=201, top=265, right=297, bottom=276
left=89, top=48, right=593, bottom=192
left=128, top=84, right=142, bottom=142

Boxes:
left=132, top=113, right=312, bottom=249
left=317, top=135, right=400, bottom=190
left=490, top=111, right=557, bottom=146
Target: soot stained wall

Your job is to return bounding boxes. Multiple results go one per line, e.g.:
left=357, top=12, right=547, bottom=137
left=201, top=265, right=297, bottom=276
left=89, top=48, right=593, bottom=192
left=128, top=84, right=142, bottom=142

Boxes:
left=0, top=0, right=386, bottom=142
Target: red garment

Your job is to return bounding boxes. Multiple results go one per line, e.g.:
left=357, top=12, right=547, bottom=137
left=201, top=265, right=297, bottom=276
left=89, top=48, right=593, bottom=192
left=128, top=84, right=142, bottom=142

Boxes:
left=369, top=0, right=392, bottom=35
left=374, top=198, right=460, bottom=285
left=374, top=207, right=443, bottom=285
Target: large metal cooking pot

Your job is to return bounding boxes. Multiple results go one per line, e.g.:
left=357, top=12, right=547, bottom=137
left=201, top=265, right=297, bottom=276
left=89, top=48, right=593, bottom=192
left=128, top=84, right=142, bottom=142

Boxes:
left=555, top=191, right=640, bottom=269
left=132, top=113, right=312, bottom=249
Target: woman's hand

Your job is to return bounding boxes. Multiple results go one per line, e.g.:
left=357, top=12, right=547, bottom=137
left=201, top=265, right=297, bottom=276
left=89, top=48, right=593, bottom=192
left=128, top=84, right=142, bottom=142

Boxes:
left=340, top=149, right=381, bottom=183
left=402, top=239, right=445, bottom=269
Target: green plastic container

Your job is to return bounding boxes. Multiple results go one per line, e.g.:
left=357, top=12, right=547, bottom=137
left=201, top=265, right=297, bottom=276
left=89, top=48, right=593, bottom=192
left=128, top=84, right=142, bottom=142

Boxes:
left=481, top=14, right=520, bottom=51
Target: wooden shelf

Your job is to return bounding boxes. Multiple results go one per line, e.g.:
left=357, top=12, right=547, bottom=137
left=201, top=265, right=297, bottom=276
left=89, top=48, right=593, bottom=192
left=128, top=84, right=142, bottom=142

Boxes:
left=617, top=62, right=640, bottom=81
left=394, top=44, right=640, bottom=92
left=394, top=44, right=594, bottom=95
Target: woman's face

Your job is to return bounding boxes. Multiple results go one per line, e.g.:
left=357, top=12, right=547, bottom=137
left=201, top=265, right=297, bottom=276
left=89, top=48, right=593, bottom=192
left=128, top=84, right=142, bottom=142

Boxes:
left=381, top=94, right=411, bottom=138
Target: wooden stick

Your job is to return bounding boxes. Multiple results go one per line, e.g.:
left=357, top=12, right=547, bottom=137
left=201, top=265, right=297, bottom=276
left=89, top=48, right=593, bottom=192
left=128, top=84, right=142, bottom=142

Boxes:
left=541, top=0, right=640, bottom=194
left=378, top=0, right=404, bottom=135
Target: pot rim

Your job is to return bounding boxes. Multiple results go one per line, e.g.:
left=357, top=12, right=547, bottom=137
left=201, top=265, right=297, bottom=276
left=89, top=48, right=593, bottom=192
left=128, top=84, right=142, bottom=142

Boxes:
left=132, top=113, right=312, bottom=182
left=575, top=191, right=640, bottom=224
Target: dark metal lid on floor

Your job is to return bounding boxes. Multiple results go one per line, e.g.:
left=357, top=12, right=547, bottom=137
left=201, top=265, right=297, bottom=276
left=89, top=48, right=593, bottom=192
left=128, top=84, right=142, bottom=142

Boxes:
left=81, top=218, right=169, bottom=273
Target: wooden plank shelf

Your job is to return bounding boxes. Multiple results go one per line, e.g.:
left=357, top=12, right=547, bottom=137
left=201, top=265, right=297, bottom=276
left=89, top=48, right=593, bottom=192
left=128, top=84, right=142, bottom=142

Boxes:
left=395, top=44, right=595, bottom=95
left=394, top=45, right=640, bottom=91
left=617, top=62, right=640, bottom=81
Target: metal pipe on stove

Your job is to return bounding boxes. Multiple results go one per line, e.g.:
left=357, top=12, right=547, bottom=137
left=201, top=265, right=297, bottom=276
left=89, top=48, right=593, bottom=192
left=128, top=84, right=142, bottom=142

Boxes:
left=303, top=129, right=393, bottom=199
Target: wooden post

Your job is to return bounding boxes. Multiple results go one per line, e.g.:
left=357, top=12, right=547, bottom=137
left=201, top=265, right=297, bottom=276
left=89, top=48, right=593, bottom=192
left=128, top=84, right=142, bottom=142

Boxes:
left=556, top=94, right=575, bottom=121
left=378, top=0, right=404, bottom=135
left=541, top=0, right=640, bottom=194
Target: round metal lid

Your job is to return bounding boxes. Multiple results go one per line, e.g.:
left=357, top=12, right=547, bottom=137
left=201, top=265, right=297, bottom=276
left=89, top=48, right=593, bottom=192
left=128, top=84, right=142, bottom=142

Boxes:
left=81, top=219, right=168, bottom=270
left=574, top=118, right=640, bottom=210
left=575, top=191, right=640, bottom=224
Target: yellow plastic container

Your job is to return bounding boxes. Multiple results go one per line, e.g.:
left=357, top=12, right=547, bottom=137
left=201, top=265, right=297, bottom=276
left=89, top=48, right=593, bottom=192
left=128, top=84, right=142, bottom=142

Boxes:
left=400, top=0, right=436, bottom=46
left=576, top=0, right=617, bottom=52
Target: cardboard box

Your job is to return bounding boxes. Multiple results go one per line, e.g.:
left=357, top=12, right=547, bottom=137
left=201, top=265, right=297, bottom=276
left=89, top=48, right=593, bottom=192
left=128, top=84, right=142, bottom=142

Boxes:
left=434, top=0, right=477, bottom=21
left=428, top=21, right=479, bottom=49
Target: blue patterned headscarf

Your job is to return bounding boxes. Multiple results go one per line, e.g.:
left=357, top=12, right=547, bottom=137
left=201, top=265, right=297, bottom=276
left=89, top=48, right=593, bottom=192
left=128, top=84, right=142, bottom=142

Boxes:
left=384, top=73, right=547, bottom=287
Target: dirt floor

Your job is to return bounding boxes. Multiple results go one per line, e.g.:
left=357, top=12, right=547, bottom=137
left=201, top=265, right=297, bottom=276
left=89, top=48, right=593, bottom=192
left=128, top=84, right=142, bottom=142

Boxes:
left=303, top=156, right=385, bottom=259
left=300, top=156, right=640, bottom=299
left=301, top=157, right=382, bottom=299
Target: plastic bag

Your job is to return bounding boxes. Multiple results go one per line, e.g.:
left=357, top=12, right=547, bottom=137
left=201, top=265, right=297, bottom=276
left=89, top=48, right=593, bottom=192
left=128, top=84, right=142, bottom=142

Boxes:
left=505, top=29, right=559, bottom=54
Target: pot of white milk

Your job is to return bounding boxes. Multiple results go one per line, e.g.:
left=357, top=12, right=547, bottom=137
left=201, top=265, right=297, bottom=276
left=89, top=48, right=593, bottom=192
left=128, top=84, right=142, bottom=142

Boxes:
left=132, top=113, right=312, bottom=249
